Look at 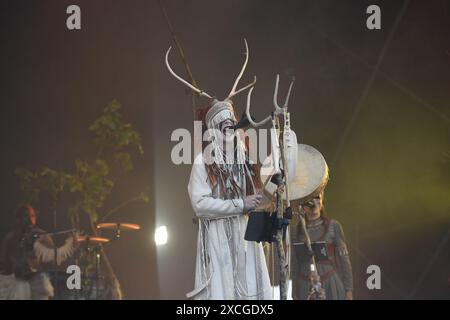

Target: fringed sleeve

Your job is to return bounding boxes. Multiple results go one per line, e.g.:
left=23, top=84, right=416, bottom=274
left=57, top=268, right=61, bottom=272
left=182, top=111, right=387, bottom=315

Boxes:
left=188, top=154, right=244, bottom=218
left=34, top=237, right=75, bottom=266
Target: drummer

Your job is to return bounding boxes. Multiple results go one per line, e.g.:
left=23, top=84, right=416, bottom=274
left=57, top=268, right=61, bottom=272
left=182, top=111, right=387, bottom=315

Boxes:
left=0, top=205, right=76, bottom=300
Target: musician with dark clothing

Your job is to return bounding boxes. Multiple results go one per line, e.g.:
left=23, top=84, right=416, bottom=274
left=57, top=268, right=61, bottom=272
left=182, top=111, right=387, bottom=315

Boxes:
left=291, top=191, right=354, bottom=300
left=0, top=205, right=75, bottom=299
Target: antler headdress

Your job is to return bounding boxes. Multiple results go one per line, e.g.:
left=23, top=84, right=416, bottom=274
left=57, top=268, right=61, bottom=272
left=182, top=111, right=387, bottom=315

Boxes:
left=165, top=38, right=257, bottom=119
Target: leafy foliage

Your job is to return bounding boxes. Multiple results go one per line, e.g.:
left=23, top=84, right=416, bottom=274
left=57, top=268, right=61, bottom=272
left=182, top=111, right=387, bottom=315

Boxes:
left=15, top=100, right=148, bottom=224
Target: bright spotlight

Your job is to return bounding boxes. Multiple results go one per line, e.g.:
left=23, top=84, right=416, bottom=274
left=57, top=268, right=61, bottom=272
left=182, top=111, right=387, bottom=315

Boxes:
left=154, top=225, right=168, bottom=246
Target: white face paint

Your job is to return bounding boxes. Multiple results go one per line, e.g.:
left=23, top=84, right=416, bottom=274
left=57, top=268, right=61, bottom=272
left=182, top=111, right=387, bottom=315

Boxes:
left=219, top=118, right=237, bottom=144
left=207, top=103, right=237, bottom=149
left=205, top=101, right=248, bottom=166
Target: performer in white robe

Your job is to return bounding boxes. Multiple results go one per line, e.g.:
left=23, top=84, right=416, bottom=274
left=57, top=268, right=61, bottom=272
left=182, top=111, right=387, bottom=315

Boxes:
left=165, top=39, right=297, bottom=300
left=186, top=102, right=297, bottom=300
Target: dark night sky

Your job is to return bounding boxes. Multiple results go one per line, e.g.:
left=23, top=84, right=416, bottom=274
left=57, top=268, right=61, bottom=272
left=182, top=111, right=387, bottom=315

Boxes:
left=0, top=0, right=449, bottom=299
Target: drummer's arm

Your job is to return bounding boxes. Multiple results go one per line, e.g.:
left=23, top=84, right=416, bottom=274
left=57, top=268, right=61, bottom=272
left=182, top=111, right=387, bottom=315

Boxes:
left=33, top=227, right=54, bottom=248
left=33, top=231, right=75, bottom=265
left=39, top=234, right=54, bottom=248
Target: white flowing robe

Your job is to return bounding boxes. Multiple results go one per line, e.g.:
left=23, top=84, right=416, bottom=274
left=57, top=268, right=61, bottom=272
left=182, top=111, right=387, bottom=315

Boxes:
left=186, top=153, right=272, bottom=300
left=186, top=131, right=298, bottom=300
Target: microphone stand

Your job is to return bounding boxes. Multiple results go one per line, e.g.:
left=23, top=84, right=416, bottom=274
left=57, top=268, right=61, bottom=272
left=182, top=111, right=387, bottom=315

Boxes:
left=37, top=228, right=77, bottom=237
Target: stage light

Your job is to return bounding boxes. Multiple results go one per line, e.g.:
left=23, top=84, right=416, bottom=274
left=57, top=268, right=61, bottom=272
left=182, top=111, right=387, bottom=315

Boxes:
left=154, top=226, right=168, bottom=246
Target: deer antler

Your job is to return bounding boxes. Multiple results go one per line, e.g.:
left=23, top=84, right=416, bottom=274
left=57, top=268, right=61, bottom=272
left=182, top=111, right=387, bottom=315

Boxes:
left=226, top=39, right=257, bottom=101
left=246, top=87, right=272, bottom=127
left=165, top=46, right=213, bottom=99
left=273, top=74, right=295, bottom=111
left=245, top=74, right=296, bottom=128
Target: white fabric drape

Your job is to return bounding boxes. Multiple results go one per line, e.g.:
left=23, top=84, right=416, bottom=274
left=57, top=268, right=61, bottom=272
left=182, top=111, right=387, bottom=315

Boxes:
left=187, top=153, right=272, bottom=300
left=186, top=129, right=298, bottom=300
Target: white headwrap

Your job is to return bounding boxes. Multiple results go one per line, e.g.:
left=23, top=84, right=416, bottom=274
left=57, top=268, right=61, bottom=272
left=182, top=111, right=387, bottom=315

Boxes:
left=204, top=101, right=256, bottom=198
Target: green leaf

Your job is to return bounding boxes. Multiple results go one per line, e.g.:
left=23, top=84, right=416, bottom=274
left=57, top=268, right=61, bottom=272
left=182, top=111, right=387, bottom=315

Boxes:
left=15, top=99, right=147, bottom=231
left=114, top=152, right=133, bottom=172
left=95, top=159, right=109, bottom=176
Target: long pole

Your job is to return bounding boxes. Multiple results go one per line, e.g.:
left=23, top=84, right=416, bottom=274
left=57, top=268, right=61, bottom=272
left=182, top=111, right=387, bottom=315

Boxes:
left=275, top=191, right=288, bottom=299
left=156, top=0, right=200, bottom=117
left=275, top=114, right=290, bottom=300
